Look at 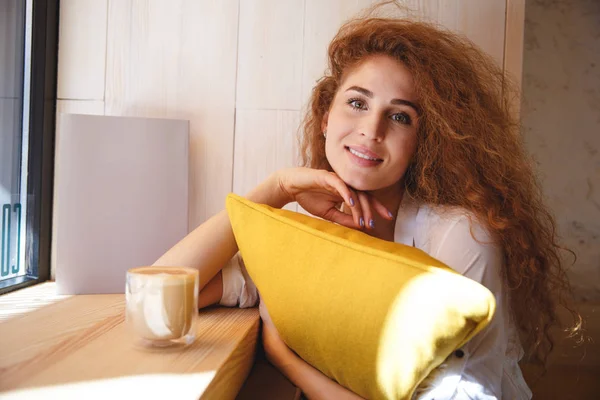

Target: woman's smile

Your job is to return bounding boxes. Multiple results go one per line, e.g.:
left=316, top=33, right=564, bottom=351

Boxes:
left=344, top=145, right=383, bottom=167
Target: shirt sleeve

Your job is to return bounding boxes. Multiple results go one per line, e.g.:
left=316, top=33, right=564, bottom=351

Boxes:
left=415, top=213, right=508, bottom=400
left=218, top=252, right=259, bottom=308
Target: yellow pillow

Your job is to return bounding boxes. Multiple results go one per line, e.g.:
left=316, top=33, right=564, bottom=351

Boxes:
left=226, top=193, right=496, bottom=400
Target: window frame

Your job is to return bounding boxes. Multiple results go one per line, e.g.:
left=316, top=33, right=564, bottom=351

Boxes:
left=0, top=0, right=59, bottom=295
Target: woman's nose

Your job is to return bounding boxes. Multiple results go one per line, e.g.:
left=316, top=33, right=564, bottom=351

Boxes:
left=360, top=115, right=386, bottom=141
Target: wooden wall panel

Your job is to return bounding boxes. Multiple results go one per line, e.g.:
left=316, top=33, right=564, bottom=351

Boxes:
left=57, top=0, right=108, bottom=100
left=302, top=0, right=506, bottom=106
left=301, top=0, right=377, bottom=105
left=236, top=0, right=305, bottom=110
left=104, top=0, right=239, bottom=228
left=233, top=110, right=300, bottom=212
left=410, top=0, right=506, bottom=66
left=55, top=0, right=512, bottom=232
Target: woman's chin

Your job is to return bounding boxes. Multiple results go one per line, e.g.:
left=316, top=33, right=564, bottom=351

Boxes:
left=336, top=172, right=403, bottom=194
left=338, top=175, right=381, bottom=192
left=331, top=164, right=397, bottom=192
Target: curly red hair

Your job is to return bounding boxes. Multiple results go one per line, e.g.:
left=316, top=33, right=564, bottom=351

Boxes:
left=300, top=8, right=581, bottom=364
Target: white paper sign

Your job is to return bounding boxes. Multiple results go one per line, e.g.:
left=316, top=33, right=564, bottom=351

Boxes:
left=54, top=114, right=189, bottom=294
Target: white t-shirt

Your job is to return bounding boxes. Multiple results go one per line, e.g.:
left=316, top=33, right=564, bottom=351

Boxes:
left=219, top=196, right=533, bottom=400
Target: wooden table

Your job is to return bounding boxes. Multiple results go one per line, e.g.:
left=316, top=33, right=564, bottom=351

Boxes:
left=0, top=283, right=260, bottom=399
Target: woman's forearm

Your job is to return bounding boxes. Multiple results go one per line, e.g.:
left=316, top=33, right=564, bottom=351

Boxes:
left=276, top=352, right=364, bottom=400
left=153, top=173, right=290, bottom=292
left=153, top=209, right=238, bottom=291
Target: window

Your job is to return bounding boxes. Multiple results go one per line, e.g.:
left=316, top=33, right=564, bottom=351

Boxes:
left=0, top=0, right=58, bottom=294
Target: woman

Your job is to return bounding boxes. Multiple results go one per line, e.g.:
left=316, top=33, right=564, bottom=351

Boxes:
left=154, top=11, right=580, bottom=400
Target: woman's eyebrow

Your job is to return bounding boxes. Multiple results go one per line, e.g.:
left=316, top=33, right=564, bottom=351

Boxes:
left=345, top=85, right=419, bottom=113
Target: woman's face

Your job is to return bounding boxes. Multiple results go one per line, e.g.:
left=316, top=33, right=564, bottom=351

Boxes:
left=323, top=55, right=419, bottom=192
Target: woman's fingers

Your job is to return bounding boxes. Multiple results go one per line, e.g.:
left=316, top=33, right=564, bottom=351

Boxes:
left=356, top=192, right=373, bottom=230
left=369, top=195, right=395, bottom=221
left=323, top=208, right=357, bottom=228
left=320, top=171, right=354, bottom=208
left=345, top=187, right=363, bottom=229
left=296, top=169, right=399, bottom=231
left=322, top=172, right=362, bottom=228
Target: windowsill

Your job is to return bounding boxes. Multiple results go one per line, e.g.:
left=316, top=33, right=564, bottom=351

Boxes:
left=0, top=282, right=261, bottom=399
left=0, top=276, right=41, bottom=296
left=0, top=281, right=70, bottom=322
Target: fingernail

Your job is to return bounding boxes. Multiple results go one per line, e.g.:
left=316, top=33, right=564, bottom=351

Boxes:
left=369, top=219, right=375, bottom=228
left=387, top=211, right=393, bottom=219
left=359, top=217, right=364, bottom=227
left=349, top=197, right=355, bottom=207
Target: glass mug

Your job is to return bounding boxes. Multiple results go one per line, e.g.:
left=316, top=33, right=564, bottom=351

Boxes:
left=126, top=266, right=199, bottom=348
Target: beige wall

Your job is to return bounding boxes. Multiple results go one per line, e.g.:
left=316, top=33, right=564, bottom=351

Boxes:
left=521, top=0, right=600, bottom=301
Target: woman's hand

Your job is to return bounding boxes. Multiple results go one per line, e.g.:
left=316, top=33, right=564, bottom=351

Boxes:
left=274, top=168, right=392, bottom=230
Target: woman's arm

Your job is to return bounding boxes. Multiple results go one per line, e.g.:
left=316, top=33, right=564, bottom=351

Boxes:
left=275, top=351, right=365, bottom=400
left=259, top=301, right=364, bottom=400
left=153, top=167, right=384, bottom=309
left=197, top=271, right=223, bottom=308
left=152, top=174, right=289, bottom=306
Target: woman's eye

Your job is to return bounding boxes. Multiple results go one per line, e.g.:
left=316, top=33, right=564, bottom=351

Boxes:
left=391, top=112, right=412, bottom=125
left=348, top=99, right=365, bottom=110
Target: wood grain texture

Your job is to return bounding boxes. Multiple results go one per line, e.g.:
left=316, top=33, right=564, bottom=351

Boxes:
left=301, top=0, right=377, bottom=105
left=202, top=316, right=260, bottom=400
left=236, top=0, right=305, bottom=110
left=233, top=109, right=300, bottom=211
left=0, top=283, right=260, bottom=400
left=0, top=282, right=70, bottom=323
left=104, top=0, right=239, bottom=228
left=57, top=0, right=108, bottom=100
left=55, top=0, right=517, bottom=230
left=0, top=290, right=123, bottom=369
left=51, top=100, right=105, bottom=279
left=301, top=0, right=507, bottom=106
left=408, top=0, right=506, bottom=67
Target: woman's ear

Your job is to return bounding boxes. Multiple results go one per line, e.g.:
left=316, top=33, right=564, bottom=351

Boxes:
left=321, top=111, right=329, bottom=133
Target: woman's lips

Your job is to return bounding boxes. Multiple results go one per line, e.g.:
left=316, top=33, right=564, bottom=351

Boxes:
left=346, top=145, right=382, bottom=160
left=345, top=146, right=383, bottom=167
